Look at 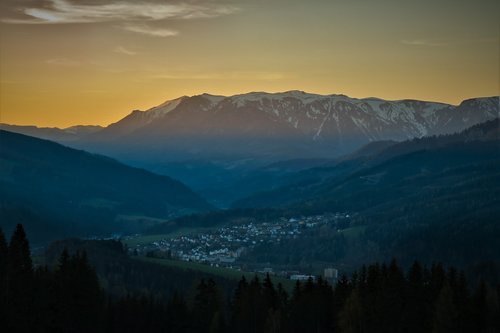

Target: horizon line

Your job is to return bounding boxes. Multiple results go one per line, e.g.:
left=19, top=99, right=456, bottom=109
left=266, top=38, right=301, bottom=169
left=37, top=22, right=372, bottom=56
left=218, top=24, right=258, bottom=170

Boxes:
left=2, top=90, right=498, bottom=129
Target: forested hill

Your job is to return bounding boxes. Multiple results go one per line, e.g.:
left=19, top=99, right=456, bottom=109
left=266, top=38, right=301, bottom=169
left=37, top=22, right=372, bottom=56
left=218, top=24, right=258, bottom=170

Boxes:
left=2, top=225, right=499, bottom=332
left=0, top=130, right=213, bottom=243
left=233, top=119, right=499, bottom=209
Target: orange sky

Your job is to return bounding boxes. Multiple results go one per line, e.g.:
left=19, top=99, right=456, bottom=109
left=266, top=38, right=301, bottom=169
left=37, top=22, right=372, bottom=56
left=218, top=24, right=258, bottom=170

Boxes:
left=0, top=0, right=499, bottom=128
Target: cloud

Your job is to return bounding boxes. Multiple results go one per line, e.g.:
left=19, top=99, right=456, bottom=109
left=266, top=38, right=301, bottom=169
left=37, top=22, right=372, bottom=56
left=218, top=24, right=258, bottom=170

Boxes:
left=1, top=0, right=239, bottom=24
left=400, top=39, right=448, bottom=46
left=114, top=45, right=138, bottom=55
left=122, top=24, right=178, bottom=37
left=46, top=58, right=81, bottom=66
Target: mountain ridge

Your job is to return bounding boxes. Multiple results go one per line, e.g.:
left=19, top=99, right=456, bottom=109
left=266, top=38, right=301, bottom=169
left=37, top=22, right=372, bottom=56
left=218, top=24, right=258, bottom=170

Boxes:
left=72, top=92, right=499, bottom=162
left=233, top=118, right=500, bottom=209
left=3, top=92, right=497, bottom=151
left=0, top=130, right=213, bottom=242
left=2, top=92, right=497, bottom=206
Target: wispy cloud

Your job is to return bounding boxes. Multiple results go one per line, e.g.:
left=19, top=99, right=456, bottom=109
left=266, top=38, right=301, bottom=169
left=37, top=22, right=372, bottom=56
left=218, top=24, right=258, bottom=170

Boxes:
left=122, top=24, right=178, bottom=37
left=400, top=39, right=448, bottom=47
left=152, top=71, right=285, bottom=81
left=1, top=0, right=239, bottom=24
left=114, top=45, right=138, bottom=55
left=46, top=58, right=81, bottom=66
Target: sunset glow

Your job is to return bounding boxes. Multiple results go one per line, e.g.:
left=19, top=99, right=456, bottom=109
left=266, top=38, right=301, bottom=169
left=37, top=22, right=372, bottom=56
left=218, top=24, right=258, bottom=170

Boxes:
left=1, top=0, right=498, bottom=127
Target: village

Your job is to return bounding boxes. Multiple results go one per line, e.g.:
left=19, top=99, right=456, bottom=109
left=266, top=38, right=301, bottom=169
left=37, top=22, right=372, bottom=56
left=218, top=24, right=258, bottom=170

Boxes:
left=125, top=213, right=351, bottom=282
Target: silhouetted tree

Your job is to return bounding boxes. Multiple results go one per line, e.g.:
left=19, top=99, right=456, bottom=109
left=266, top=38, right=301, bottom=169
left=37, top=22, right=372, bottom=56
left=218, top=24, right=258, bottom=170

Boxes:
left=6, top=224, right=34, bottom=332
left=0, top=228, right=7, bottom=326
left=403, top=261, right=428, bottom=332
left=338, top=288, right=363, bottom=333
left=192, top=278, right=225, bottom=333
left=433, top=283, right=458, bottom=333
left=53, top=250, right=103, bottom=333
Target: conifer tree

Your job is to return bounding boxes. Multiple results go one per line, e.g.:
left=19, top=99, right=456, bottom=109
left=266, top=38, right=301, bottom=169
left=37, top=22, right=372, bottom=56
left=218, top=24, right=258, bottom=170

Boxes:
left=404, top=261, right=428, bottom=332
left=433, top=283, right=458, bottom=333
left=230, top=276, right=251, bottom=333
left=192, top=278, right=225, bottom=333
left=6, top=224, right=34, bottom=332
left=338, top=288, right=363, bottom=333
left=0, top=228, right=8, bottom=325
left=0, top=228, right=7, bottom=284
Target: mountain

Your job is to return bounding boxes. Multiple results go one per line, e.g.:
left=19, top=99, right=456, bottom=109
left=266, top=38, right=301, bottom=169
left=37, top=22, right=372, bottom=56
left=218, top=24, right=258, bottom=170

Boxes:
left=234, top=119, right=500, bottom=209
left=0, top=123, right=103, bottom=142
left=0, top=130, right=213, bottom=243
left=3, top=92, right=498, bottom=206
left=76, top=92, right=499, bottom=161
left=91, top=96, right=188, bottom=140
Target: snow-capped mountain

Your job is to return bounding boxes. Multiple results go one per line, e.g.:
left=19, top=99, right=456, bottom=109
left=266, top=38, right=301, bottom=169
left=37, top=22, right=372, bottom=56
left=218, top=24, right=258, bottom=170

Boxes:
left=3, top=91, right=498, bottom=161
left=78, top=91, right=498, bottom=161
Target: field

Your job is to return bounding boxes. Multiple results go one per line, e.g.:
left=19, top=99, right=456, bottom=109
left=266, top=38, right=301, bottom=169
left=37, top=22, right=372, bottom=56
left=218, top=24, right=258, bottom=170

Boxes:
left=339, top=225, right=367, bottom=239
left=122, top=227, right=214, bottom=247
left=136, top=256, right=295, bottom=291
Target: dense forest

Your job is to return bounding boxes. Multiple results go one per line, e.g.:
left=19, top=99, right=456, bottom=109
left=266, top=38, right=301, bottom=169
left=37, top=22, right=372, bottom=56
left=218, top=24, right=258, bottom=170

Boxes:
left=0, top=130, right=212, bottom=243
left=144, top=120, right=500, bottom=272
left=1, top=224, right=499, bottom=333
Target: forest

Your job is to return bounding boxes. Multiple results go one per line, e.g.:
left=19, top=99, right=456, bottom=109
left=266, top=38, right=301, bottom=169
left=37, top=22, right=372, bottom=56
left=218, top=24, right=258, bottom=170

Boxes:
left=1, top=224, right=499, bottom=333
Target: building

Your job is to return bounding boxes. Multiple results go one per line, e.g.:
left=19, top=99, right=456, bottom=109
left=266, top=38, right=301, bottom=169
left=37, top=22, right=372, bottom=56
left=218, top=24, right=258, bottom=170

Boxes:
left=324, top=268, right=338, bottom=280
left=290, top=274, right=315, bottom=281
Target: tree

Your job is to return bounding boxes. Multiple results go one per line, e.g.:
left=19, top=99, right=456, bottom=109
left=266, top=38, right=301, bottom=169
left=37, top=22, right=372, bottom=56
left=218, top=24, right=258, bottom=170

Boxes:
left=0, top=228, right=8, bottom=325
left=432, top=283, right=458, bottom=333
left=404, top=261, right=428, bottom=332
left=338, top=288, right=363, bottom=333
left=53, top=250, right=103, bottom=333
left=333, top=274, right=353, bottom=331
left=192, top=278, right=225, bottom=333
left=0, top=228, right=7, bottom=284
left=6, top=224, right=34, bottom=332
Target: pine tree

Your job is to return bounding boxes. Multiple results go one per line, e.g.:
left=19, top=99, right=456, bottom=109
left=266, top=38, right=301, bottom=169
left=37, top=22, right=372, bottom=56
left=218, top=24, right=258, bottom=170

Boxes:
left=262, top=274, right=282, bottom=333
left=230, top=276, right=251, bottom=333
left=262, top=273, right=278, bottom=310
left=167, top=292, right=190, bottom=333
left=6, top=224, right=34, bottom=332
left=0, top=228, right=7, bottom=285
left=338, top=287, right=363, bottom=333
left=432, top=283, right=458, bottom=333
left=333, top=274, right=352, bottom=332
left=0, top=228, right=8, bottom=325
left=53, top=250, right=103, bottom=333
left=404, top=261, right=428, bottom=332
left=192, top=278, right=225, bottom=333
left=248, top=275, right=265, bottom=333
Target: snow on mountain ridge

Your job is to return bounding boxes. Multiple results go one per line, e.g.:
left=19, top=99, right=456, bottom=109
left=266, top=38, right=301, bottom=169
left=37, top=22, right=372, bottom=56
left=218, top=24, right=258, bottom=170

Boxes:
left=147, top=96, right=188, bottom=119
left=94, top=92, right=498, bottom=155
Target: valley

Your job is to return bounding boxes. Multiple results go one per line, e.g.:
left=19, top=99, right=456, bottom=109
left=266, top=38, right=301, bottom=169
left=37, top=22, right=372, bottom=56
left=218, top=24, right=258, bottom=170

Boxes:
left=1, top=0, right=499, bottom=330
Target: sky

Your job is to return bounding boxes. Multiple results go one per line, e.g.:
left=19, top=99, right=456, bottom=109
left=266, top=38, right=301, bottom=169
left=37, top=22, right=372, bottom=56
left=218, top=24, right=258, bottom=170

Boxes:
left=0, top=0, right=499, bottom=127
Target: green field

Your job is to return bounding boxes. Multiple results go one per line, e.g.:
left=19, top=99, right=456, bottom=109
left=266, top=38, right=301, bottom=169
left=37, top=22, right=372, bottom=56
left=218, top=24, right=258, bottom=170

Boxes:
left=338, top=225, right=367, bottom=239
left=136, top=257, right=295, bottom=291
left=122, top=227, right=214, bottom=247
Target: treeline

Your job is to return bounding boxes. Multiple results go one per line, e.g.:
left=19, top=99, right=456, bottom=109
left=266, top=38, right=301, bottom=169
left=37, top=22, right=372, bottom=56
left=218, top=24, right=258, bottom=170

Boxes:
left=44, top=238, right=238, bottom=301
left=1, top=225, right=499, bottom=332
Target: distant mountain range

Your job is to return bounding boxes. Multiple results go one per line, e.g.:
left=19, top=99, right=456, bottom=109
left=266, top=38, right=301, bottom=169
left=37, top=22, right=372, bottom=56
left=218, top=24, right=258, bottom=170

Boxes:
left=0, top=130, right=212, bottom=243
left=0, top=124, right=103, bottom=142
left=2, top=91, right=498, bottom=206
left=2, top=92, right=498, bottom=160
